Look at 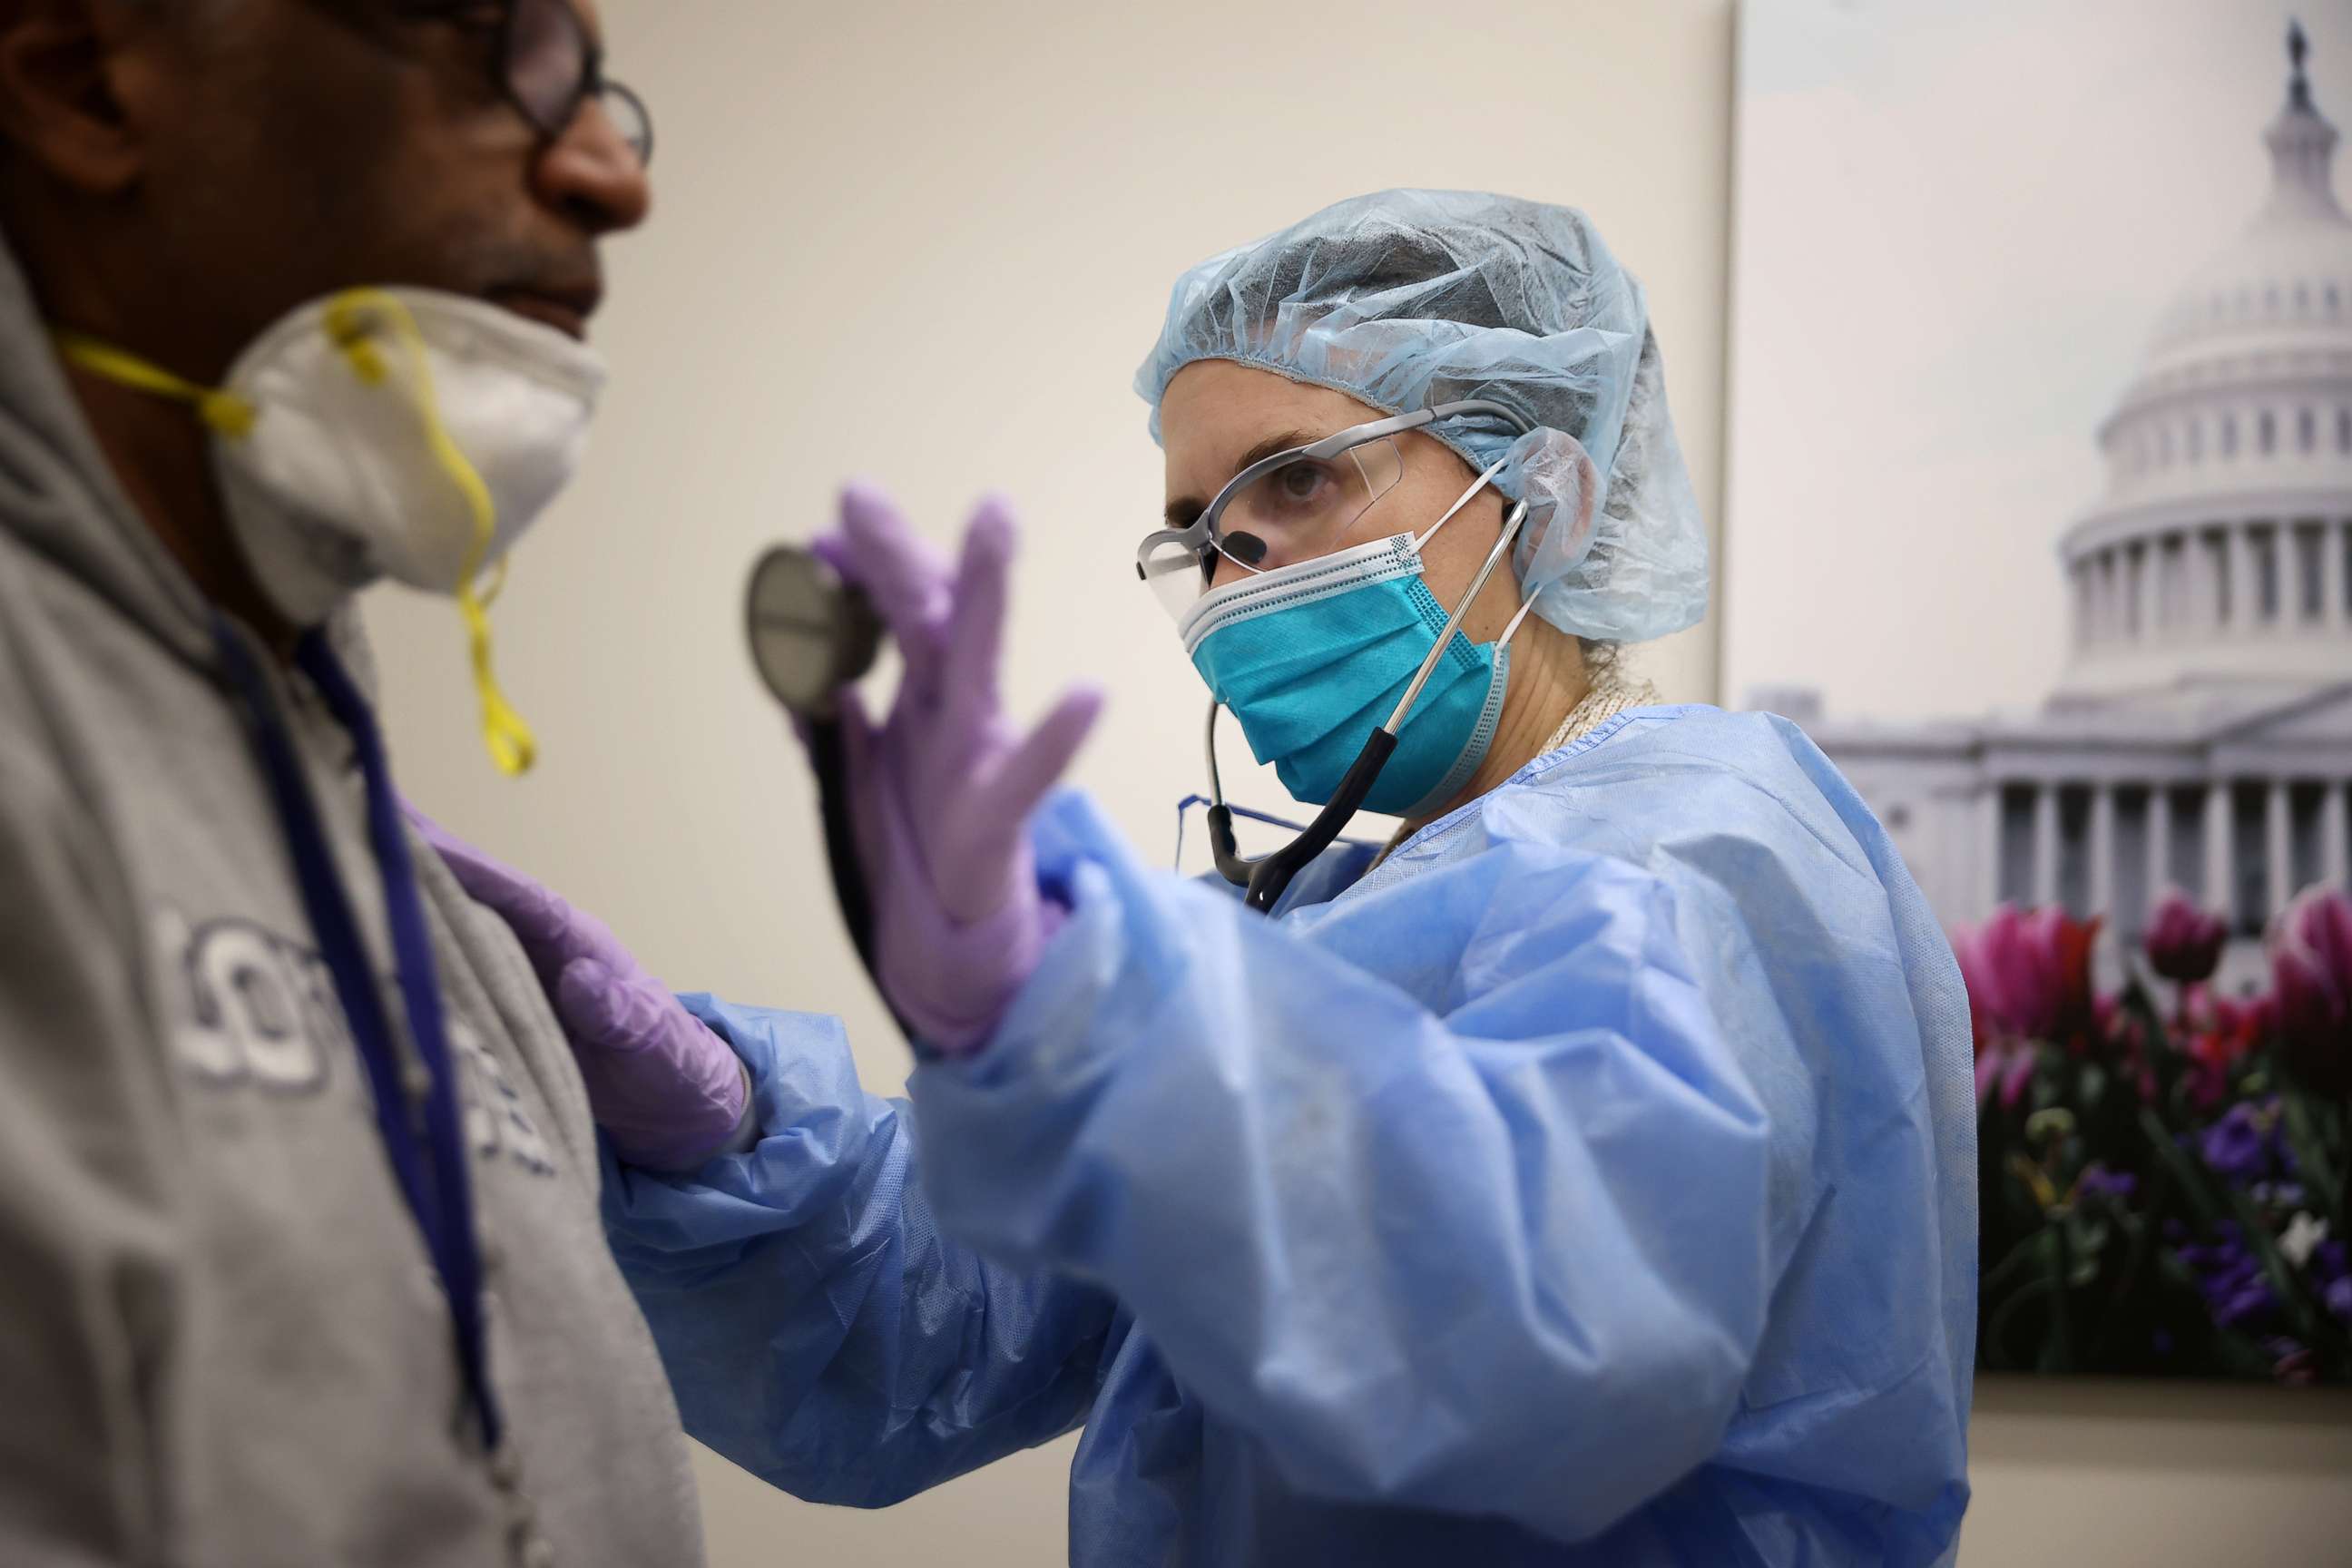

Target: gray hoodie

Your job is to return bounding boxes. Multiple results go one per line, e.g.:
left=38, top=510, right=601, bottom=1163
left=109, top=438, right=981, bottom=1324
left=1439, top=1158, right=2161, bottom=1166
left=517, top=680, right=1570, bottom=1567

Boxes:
left=0, top=233, right=705, bottom=1564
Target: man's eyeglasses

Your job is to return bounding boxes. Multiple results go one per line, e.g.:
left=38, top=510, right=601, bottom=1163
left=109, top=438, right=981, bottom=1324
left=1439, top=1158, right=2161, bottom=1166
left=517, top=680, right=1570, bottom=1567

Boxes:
left=494, top=0, right=652, bottom=166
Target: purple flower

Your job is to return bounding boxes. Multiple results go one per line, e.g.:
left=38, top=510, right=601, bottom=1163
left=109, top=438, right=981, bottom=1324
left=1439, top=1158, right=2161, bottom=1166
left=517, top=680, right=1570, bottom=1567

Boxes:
left=2217, top=1289, right=2272, bottom=1329
left=2179, top=1222, right=2278, bottom=1331
left=2315, top=1240, right=2352, bottom=1324
left=2147, top=891, right=2228, bottom=985
left=2076, top=1164, right=2137, bottom=1201
left=2210, top=1266, right=2275, bottom=1328
left=2197, top=1101, right=2282, bottom=1186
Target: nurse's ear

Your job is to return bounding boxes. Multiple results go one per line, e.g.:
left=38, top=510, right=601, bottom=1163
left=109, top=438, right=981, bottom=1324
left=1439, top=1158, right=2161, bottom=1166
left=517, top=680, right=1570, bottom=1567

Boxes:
left=1504, top=431, right=1602, bottom=601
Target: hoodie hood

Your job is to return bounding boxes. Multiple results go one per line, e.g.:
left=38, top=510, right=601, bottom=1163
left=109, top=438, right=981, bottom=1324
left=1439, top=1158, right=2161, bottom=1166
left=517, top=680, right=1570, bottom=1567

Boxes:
left=0, top=229, right=228, bottom=671
left=0, top=230, right=387, bottom=691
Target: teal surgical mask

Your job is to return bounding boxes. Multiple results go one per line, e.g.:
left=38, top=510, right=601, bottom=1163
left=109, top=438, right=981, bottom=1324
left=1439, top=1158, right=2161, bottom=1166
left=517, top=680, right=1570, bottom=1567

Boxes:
left=1180, top=470, right=1533, bottom=818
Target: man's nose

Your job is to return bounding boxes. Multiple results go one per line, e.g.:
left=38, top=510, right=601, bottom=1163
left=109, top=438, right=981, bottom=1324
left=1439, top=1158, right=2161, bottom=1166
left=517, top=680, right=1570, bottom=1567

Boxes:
left=533, top=96, right=652, bottom=235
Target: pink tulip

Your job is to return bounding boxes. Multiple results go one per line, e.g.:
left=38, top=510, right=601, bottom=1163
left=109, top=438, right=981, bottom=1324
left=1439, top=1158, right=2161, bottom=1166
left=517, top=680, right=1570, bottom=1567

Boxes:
left=1954, top=923, right=2000, bottom=1049
left=2145, top=890, right=2228, bottom=985
left=2272, top=888, right=2352, bottom=1099
left=1953, top=905, right=2102, bottom=1046
left=1954, top=904, right=2106, bottom=1107
left=1974, top=1037, right=2037, bottom=1109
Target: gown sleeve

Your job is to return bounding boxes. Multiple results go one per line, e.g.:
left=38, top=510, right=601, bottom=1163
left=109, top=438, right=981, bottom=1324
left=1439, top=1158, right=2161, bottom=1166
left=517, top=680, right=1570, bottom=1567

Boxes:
left=907, top=790, right=1779, bottom=1544
left=603, top=996, right=1121, bottom=1507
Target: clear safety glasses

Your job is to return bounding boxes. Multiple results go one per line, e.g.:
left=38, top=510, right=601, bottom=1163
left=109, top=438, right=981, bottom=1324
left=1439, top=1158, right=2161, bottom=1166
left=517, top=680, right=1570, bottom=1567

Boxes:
left=1134, top=399, right=1525, bottom=619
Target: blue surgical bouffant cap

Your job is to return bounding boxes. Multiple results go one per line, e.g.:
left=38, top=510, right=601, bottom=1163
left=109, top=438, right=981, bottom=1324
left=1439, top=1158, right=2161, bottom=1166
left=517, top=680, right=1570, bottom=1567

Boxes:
left=1136, top=189, right=1709, bottom=643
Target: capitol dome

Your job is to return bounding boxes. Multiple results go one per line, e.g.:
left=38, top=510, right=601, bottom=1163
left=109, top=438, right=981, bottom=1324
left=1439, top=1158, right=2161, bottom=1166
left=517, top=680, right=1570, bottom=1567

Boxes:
left=1767, top=20, right=2350, bottom=969
left=2060, top=22, right=2352, bottom=700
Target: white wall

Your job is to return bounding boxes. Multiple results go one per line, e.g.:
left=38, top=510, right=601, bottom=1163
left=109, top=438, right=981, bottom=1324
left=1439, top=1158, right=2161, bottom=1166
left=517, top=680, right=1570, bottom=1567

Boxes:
left=364, top=2, right=2352, bottom=1563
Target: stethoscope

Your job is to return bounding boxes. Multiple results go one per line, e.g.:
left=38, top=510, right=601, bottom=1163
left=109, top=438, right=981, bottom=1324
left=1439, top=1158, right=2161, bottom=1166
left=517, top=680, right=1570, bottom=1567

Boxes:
left=742, top=459, right=1531, bottom=943
left=742, top=544, right=888, bottom=969
left=1198, top=490, right=1529, bottom=912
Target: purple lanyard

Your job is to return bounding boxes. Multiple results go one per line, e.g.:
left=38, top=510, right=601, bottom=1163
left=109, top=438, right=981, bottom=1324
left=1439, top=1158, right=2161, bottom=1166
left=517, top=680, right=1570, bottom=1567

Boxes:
left=214, top=619, right=501, bottom=1452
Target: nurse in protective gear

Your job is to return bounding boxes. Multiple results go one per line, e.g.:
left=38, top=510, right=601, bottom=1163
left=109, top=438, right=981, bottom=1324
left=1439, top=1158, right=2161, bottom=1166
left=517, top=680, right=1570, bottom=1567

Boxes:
left=526, top=190, right=1977, bottom=1565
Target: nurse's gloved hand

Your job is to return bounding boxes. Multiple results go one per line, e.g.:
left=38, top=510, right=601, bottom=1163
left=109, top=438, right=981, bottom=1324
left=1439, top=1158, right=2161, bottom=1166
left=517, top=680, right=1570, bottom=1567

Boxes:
left=818, top=484, right=1102, bottom=1054
left=407, top=811, right=753, bottom=1171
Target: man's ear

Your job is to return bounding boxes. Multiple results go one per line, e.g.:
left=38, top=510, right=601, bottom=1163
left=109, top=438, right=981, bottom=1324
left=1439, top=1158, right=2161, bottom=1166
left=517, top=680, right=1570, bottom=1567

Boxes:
left=0, top=0, right=148, bottom=197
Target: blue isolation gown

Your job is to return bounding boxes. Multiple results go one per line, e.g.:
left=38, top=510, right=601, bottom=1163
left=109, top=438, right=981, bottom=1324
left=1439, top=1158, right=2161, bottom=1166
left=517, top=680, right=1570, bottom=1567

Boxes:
left=603, top=706, right=1977, bottom=1565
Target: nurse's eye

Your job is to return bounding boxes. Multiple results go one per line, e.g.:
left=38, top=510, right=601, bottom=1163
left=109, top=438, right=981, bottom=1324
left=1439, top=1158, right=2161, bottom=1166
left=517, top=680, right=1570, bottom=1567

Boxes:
left=1266, top=460, right=1337, bottom=514
left=1225, top=456, right=1351, bottom=554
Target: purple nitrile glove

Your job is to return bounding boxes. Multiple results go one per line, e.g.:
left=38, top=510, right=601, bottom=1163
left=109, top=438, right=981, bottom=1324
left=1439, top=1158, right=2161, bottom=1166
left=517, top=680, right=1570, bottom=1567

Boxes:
left=812, top=484, right=1102, bottom=1054
left=406, top=808, right=753, bottom=1171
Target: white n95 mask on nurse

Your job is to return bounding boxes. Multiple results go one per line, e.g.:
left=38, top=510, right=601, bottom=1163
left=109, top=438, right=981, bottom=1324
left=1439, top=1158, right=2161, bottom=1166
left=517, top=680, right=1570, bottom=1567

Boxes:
left=57, top=287, right=608, bottom=775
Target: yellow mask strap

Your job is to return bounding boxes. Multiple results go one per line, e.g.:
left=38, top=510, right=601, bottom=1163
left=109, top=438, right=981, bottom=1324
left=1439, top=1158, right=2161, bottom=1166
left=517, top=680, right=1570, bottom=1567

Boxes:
left=54, top=329, right=259, bottom=438
left=324, top=289, right=537, bottom=777
left=55, top=303, right=539, bottom=778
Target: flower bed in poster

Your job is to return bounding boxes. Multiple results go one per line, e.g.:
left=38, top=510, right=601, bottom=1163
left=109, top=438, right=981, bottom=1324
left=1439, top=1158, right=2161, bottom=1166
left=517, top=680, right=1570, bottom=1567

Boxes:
left=1965, top=889, right=2352, bottom=1382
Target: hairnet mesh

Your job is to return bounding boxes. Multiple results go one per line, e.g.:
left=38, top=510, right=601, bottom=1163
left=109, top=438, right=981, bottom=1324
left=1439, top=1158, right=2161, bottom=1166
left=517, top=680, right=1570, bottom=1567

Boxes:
left=1136, top=190, right=1709, bottom=642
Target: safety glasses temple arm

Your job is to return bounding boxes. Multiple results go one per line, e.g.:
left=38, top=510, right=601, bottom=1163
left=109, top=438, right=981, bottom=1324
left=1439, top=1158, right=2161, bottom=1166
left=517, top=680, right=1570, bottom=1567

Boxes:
left=1293, top=399, right=1524, bottom=461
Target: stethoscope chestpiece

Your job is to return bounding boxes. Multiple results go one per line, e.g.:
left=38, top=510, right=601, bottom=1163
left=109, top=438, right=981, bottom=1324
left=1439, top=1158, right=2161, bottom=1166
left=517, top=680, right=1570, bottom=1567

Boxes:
left=743, top=544, right=884, bottom=721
